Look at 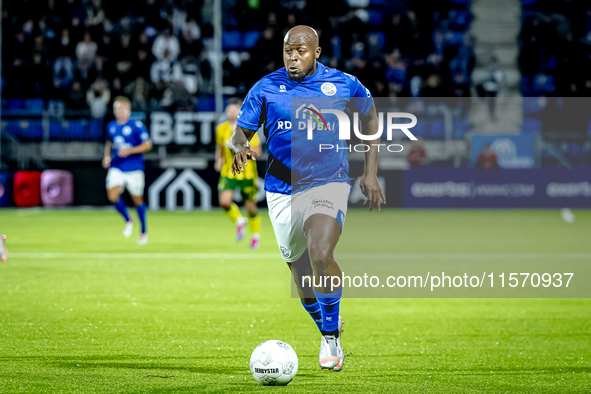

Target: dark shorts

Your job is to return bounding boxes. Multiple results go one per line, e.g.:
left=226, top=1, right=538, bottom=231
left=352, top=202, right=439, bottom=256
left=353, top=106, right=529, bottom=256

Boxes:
left=218, top=176, right=258, bottom=202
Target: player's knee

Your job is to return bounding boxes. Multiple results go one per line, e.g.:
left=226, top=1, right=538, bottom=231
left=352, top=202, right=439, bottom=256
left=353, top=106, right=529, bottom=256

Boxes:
left=107, top=191, right=119, bottom=203
left=308, top=247, right=334, bottom=272
left=247, top=209, right=257, bottom=218
left=220, top=202, right=231, bottom=211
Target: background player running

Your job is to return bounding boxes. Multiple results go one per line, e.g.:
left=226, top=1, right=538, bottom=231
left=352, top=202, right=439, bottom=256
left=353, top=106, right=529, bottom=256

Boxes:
left=215, top=98, right=262, bottom=249
left=230, top=25, right=385, bottom=371
left=102, top=96, right=153, bottom=245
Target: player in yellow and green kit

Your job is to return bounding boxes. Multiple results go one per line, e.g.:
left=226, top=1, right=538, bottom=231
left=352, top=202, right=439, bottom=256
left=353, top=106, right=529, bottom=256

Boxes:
left=215, top=98, right=262, bottom=249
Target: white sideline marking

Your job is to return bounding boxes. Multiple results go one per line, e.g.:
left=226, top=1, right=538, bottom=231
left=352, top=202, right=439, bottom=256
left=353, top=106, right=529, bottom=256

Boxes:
left=8, top=253, right=591, bottom=260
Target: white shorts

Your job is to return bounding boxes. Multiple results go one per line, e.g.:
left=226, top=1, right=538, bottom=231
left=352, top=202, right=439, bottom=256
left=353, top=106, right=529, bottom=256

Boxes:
left=106, top=168, right=145, bottom=196
left=267, top=182, right=350, bottom=263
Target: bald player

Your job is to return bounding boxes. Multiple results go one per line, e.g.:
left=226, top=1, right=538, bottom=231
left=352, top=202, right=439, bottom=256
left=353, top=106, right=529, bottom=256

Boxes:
left=230, top=26, right=385, bottom=371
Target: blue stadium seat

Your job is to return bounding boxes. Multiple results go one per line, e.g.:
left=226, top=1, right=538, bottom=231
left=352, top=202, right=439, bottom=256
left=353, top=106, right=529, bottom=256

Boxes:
left=523, top=118, right=542, bottom=133
left=88, top=120, right=103, bottom=139
left=25, top=98, right=45, bottom=115
left=49, top=121, right=67, bottom=140
left=67, top=120, right=86, bottom=139
left=8, top=99, right=25, bottom=110
left=7, top=120, right=43, bottom=141
left=522, top=0, right=540, bottom=6
left=369, top=0, right=386, bottom=5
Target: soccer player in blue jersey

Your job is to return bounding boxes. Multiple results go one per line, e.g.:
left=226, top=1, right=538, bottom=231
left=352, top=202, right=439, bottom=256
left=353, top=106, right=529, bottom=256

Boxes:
left=230, top=26, right=385, bottom=371
left=102, top=96, right=153, bottom=245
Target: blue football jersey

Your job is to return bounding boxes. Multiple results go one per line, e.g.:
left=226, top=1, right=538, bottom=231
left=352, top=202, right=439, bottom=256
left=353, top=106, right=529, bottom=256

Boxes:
left=236, top=62, right=373, bottom=195
left=107, top=120, right=150, bottom=172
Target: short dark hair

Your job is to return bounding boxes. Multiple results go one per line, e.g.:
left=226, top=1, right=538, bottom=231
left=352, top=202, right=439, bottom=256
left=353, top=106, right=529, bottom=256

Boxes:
left=226, top=97, right=243, bottom=108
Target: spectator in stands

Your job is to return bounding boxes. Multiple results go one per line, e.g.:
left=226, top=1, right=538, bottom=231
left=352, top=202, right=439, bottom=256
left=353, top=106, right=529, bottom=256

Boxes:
left=86, top=78, right=110, bottom=118
left=476, top=56, right=505, bottom=120
left=152, top=26, right=180, bottom=62
left=67, top=80, right=88, bottom=110
left=76, top=31, right=98, bottom=80
left=477, top=144, right=498, bottom=170
left=124, top=76, right=152, bottom=111
left=86, top=0, right=106, bottom=38
left=150, top=49, right=183, bottom=85
left=30, top=52, right=53, bottom=99
left=407, top=138, right=428, bottom=168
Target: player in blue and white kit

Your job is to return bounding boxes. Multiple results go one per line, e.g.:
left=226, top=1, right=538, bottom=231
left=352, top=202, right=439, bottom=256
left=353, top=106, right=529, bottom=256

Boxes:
left=102, top=96, right=152, bottom=245
left=230, top=26, right=385, bottom=371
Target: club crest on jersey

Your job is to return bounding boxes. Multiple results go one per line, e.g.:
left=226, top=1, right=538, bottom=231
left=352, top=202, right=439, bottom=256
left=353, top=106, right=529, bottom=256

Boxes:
left=280, top=85, right=287, bottom=92
left=122, top=126, right=132, bottom=136
left=321, top=82, right=337, bottom=96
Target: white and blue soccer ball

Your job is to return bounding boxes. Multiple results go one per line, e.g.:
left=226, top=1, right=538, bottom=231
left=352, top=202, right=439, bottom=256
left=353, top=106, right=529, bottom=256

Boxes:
left=250, top=340, right=298, bottom=386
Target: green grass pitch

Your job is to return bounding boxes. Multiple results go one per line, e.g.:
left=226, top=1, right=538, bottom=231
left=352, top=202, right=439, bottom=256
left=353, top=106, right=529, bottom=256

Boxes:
left=1, top=208, right=590, bottom=393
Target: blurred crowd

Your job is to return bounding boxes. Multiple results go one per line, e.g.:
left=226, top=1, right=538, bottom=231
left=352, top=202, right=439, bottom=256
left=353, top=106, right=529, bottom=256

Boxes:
left=2, top=0, right=475, bottom=116
left=519, top=0, right=591, bottom=96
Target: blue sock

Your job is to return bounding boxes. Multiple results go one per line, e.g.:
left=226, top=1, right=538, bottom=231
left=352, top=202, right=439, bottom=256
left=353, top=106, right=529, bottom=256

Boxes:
left=114, top=198, right=130, bottom=222
left=136, top=203, right=147, bottom=234
left=313, top=287, right=342, bottom=334
left=301, top=300, right=323, bottom=331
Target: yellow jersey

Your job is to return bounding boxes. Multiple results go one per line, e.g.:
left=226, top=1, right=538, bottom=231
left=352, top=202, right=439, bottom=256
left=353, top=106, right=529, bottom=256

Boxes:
left=216, top=121, right=260, bottom=180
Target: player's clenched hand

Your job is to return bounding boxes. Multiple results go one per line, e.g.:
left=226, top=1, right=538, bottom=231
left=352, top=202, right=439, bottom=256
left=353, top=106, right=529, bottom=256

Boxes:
left=102, top=156, right=111, bottom=169
left=359, top=173, right=386, bottom=212
left=231, top=148, right=257, bottom=176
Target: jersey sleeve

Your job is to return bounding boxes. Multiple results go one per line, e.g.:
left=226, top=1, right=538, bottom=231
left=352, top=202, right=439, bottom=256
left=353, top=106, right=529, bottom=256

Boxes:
left=350, top=76, right=374, bottom=116
left=134, top=121, right=150, bottom=142
left=236, top=80, right=264, bottom=131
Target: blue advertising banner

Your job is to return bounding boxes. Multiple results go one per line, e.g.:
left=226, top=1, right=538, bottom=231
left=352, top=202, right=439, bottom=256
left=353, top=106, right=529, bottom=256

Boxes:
left=471, top=134, right=537, bottom=169
left=404, top=168, right=591, bottom=208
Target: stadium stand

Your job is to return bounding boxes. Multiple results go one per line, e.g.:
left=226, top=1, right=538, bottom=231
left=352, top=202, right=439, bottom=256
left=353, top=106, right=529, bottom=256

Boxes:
left=2, top=0, right=475, bottom=142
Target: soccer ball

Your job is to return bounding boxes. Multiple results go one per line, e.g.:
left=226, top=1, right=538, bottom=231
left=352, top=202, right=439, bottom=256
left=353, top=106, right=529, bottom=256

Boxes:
left=249, top=340, right=298, bottom=386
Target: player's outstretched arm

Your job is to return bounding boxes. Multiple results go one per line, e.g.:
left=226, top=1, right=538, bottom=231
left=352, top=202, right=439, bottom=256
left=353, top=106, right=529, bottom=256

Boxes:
left=359, top=104, right=386, bottom=211
left=230, top=126, right=257, bottom=175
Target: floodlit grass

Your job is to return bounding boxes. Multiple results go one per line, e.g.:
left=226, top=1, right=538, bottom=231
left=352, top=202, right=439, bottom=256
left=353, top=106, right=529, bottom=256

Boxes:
left=1, top=208, right=590, bottom=393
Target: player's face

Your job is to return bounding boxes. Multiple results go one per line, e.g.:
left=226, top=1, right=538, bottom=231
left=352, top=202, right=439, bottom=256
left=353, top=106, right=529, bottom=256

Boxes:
left=226, top=104, right=240, bottom=122
left=114, top=101, right=130, bottom=122
left=284, top=41, right=320, bottom=81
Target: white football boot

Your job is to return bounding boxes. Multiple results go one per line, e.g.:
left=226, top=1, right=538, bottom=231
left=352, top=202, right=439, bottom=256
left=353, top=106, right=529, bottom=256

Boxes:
left=319, top=316, right=345, bottom=371
left=123, top=218, right=133, bottom=238
left=137, top=233, right=148, bottom=246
